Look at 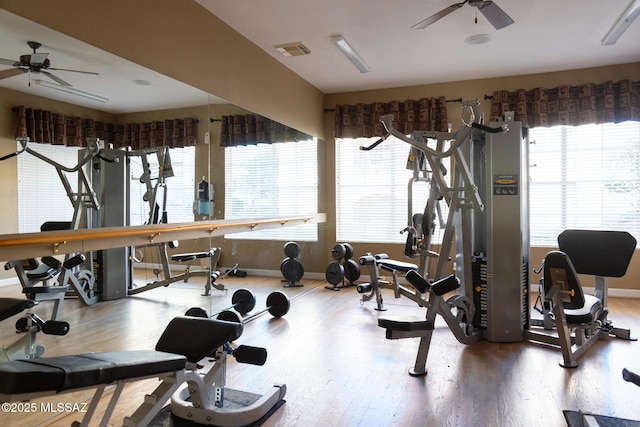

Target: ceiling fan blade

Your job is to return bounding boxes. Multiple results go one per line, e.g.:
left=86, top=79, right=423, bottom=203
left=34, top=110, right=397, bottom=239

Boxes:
left=30, top=52, right=49, bottom=66
left=0, top=58, right=19, bottom=66
left=412, top=1, right=468, bottom=29
left=47, top=67, right=99, bottom=76
left=0, top=68, right=27, bottom=80
left=41, top=70, right=72, bottom=86
left=477, top=1, right=514, bottom=30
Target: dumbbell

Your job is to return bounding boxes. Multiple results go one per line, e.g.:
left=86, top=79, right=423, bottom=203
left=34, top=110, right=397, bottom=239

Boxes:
left=184, top=288, right=257, bottom=319
left=218, top=291, right=291, bottom=324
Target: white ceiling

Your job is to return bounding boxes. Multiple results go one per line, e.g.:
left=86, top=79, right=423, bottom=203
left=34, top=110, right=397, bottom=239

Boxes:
left=1, top=1, right=639, bottom=114
left=197, top=0, right=640, bottom=93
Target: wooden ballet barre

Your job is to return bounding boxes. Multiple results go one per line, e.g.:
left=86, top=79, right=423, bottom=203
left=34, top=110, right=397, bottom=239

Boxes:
left=0, top=214, right=326, bottom=261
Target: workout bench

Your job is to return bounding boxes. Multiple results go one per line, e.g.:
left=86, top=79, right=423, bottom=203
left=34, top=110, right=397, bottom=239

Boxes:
left=357, top=253, right=420, bottom=311
left=129, top=246, right=228, bottom=297
left=0, top=297, right=69, bottom=361
left=0, top=316, right=286, bottom=426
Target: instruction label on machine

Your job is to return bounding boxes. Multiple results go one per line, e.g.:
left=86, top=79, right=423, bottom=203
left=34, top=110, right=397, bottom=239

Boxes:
left=493, top=174, right=518, bottom=196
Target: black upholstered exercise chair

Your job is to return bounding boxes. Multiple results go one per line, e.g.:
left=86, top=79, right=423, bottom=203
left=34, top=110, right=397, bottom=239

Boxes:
left=542, top=251, right=605, bottom=367
left=531, top=230, right=637, bottom=368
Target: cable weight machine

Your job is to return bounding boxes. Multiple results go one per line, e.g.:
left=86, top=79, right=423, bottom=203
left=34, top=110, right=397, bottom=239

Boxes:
left=363, top=99, right=530, bottom=375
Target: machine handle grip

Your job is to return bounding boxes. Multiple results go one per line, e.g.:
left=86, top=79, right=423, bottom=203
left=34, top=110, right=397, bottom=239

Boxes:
left=471, top=122, right=508, bottom=133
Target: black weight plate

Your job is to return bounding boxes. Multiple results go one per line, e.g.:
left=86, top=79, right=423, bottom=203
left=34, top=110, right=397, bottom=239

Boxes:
left=283, top=241, right=301, bottom=258
left=266, top=291, right=290, bottom=318
left=185, top=307, right=209, bottom=318
left=217, top=309, right=242, bottom=324
left=342, top=243, right=354, bottom=260
left=331, top=243, right=346, bottom=260
left=232, top=288, right=257, bottom=315
left=281, top=258, right=304, bottom=281
left=343, top=259, right=361, bottom=282
left=325, top=261, right=344, bottom=285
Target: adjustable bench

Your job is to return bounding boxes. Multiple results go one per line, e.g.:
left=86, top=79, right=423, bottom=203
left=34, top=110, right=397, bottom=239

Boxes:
left=130, top=247, right=228, bottom=297
left=0, top=316, right=286, bottom=427
left=358, top=253, right=419, bottom=310
left=0, top=297, right=69, bottom=361
left=4, top=256, right=69, bottom=321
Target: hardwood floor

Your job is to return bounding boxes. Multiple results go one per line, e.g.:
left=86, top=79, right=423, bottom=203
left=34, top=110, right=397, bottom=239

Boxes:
left=1, top=273, right=639, bottom=427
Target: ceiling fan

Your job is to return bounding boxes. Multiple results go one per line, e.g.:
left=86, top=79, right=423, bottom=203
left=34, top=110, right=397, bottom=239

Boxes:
left=412, top=0, right=514, bottom=30
left=0, top=40, right=99, bottom=87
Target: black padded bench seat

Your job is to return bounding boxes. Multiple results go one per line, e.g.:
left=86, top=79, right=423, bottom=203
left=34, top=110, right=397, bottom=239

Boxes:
left=564, top=295, right=602, bottom=324
left=378, top=259, right=418, bottom=274
left=0, top=350, right=186, bottom=395
left=171, top=251, right=212, bottom=263
left=0, top=297, right=35, bottom=322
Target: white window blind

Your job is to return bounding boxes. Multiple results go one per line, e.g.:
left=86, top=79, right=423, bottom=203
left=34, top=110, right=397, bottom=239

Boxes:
left=224, top=140, right=318, bottom=241
left=129, top=146, right=196, bottom=225
left=336, top=136, right=448, bottom=243
left=529, top=121, right=640, bottom=247
left=17, top=142, right=79, bottom=233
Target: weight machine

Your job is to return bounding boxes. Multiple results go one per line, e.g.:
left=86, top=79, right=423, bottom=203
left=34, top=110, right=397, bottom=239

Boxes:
left=360, top=99, right=531, bottom=375
left=4, top=137, right=101, bottom=309
left=88, top=145, right=227, bottom=298
left=363, top=98, right=636, bottom=374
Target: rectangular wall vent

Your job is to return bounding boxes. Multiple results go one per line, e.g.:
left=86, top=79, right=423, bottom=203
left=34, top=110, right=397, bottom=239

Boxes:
left=274, top=42, right=311, bottom=57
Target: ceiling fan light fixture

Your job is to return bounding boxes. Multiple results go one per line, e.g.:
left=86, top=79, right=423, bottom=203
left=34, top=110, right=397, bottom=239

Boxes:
left=464, top=33, right=492, bottom=45
left=331, top=35, right=370, bottom=73
left=602, top=0, right=640, bottom=45
left=34, top=79, right=108, bottom=103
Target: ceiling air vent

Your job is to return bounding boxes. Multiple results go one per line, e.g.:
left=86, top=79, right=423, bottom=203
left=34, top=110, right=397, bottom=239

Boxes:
left=274, top=42, right=311, bottom=57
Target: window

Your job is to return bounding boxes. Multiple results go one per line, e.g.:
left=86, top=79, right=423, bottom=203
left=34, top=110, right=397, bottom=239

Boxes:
left=224, top=140, right=318, bottom=241
left=129, top=147, right=196, bottom=225
left=17, top=142, right=79, bottom=233
left=336, top=136, right=448, bottom=243
left=18, top=144, right=196, bottom=232
left=529, top=121, right=640, bottom=247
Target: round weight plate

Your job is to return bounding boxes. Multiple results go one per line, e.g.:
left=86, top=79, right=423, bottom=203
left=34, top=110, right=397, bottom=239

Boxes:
left=343, top=259, right=361, bottom=282
left=331, top=243, right=346, bottom=260
left=266, top=291, right=290, bottom=318
left=185, top=307, right=209, bottom=318
left=282, top=258, right=304, bottom=282
left=325, top=261, right=344, bottom=285
left=342, top=243, right=354, bottom=260
left=217, top=309, right=242, bottom=323
left=283, top=241, right=301, bottom=258
left=232, top=288, right=257, bottom=315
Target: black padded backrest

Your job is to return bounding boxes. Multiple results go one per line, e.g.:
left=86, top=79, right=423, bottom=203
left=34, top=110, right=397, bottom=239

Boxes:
left=558, top=230, right=636, bottom=277
left=155, top=316, right=243, bottom=363
left=543, top=251, right=585, bottom=310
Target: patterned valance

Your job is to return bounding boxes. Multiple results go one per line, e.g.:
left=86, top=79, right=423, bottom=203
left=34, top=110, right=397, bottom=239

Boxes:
left=220, top=114, right=312, bottom=147
left=490, top=80, right=639, bottom=127
left=12, top=106, right=198, bottom=148
left=334, top=97, right=449, bottom=139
